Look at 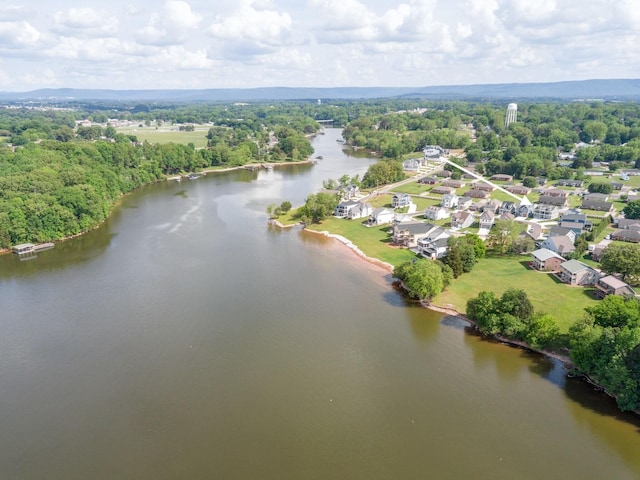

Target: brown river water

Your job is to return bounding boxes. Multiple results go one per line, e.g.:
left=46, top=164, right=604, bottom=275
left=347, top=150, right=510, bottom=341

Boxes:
left=1, top=128, right=639, bottom=479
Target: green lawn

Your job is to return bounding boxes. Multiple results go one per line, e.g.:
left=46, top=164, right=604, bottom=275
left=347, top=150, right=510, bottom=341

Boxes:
left=306, top=217, right=416, bottom=266
left=434, top=255, right=599, bottom=332
left=392, top=182, right=426, bottom=195
left=117, top=125, right=210, bottom=148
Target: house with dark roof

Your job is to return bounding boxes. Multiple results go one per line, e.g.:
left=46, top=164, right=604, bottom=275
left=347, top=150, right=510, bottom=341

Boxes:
left=499, top=201, right=517, bottom=215
left=549, top=226, right=577, bottom=243
left=559, top=260, right=598, bottom=285
left=491, top=174, right=513, bottom=182
left=393, top=222, right=439, bottom=248
left=538, top=194, right=567, bottom=207
left=611, top=229, right=640, bottom=243
left=419, top=176, right=439, bottom=185
left=556, top=179, right=584, bottom=188
left=545, top=188, right=569, bottom=198
left=594, top=275, right=636, bottom=298
left=507, top=185, right=531, bottom=196
left=466, top=189, right=489, bottom=199
left=475, top=182, right=495, bottom=192
left=617, top=218, right=640, bottom=230
left=432, top=186, right=455, bottom=195
left=443, top=179, right=465, bottom=189
left=560, top=212, right=592, bottom=234
left=581, top=198, right=613, bottom=212
left=531, top=248, right=565, bottom=271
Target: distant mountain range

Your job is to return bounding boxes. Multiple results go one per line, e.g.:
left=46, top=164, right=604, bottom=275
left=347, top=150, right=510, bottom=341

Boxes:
left=2, top=79, right=640, bottom=103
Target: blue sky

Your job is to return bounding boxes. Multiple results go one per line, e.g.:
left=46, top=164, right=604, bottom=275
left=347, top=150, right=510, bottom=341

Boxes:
left=1, top=0, right=638, bottom=91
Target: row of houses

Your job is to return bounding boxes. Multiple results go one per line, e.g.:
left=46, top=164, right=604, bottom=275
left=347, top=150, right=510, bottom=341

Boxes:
left=530, top=248, right=635, bottom=297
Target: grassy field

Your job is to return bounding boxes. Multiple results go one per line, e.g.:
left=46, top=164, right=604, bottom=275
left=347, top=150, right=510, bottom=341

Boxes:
left=434, top=255, right=599, bottom=332
left=306, top=216, right=417, bottom=266
left=116, top=125, right=210, bottom=148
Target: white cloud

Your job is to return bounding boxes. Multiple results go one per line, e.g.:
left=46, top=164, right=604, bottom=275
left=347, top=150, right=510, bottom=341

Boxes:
left=136, top=0, right=202, bottom=46
left=0, top=21, right=41, bottom=49
left=208, top=0, right=292, bottom=53
left=53, top=8, right=119, bottom=37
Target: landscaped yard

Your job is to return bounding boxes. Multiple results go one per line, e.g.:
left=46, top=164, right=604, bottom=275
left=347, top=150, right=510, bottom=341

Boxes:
left=306, top=216, right=416, bottom=266
left=434, top=254, right=599, bottom=332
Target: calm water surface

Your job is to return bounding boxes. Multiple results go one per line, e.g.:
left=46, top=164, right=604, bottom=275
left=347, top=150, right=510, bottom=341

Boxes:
left=1, top=129, right=639, bottom=479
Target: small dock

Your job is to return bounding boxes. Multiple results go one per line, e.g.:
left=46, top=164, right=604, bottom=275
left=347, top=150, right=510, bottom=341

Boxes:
left=12, top=242, right=54, bottom=255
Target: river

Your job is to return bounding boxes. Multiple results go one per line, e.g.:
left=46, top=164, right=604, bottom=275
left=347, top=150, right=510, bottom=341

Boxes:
left=1, top=128, right=639, bottom=479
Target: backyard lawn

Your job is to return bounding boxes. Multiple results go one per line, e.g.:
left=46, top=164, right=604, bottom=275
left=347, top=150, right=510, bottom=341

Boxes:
left=434, top=254, right=599, bottom=332
left=117, top=125, right=210, bottom=148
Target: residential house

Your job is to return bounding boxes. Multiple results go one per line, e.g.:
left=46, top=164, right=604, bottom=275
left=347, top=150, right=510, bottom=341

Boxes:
left=611, top=182, right=624, bottom=190
left=423, top=145, right=445, bottom=158
left=539, top=235, right=575, bottom=256
left=367, top=208, right=395, bottom=226
left=432, top=186, right=455, bottom=195
left=507, top=185, right=531, bottom=196
left=434, top=170, right=452, bottom=178
left=491, top=174, right=513, bottom=182
left=545, top=188, right=569, bottom=198
left=442, top=193, right=459, bottom=209
left=341, top=184, right=360, bottom=199
left=334, top=200, right=360, bottom=218
left=457, top=196, right=473, bottom=210
left=556, top=179, right=584, bottom=188
left=417, top=227, right=451, bottom=259
left=443, top=179, right=465, bottom=189
left=418, top=176, right=439, bottom=185
left=392, top=193, right=412, bottom=209
left=483, top=199, right=502, bottom=213
left=466, top=189, right=489, bottom=199
left=531, top=248, right=565, bottom=271
left=581, top=198, right=613, bottom=212
left=479, top=210, right=495, bottom=230
left=517, top=203, right=534, bottom=217
left=500, top=211, right=516, bottom=221
left=393, top=222, right=439, bottom=248
left=548, top=226, right=577, bottom=243
left=617, top=218, right=640, bottom=230
left=424, top=206, right=450, bottom=221
left=611, top=229, right=640, bottom=243
left=583, top=192, right=610, bottom=202
left=525, top=222, right=544, bottom=241
left=499, top=201, right=517, bottom=216
left=403, top=158, right=421, bottom=171
left=475, top=182, right=495, bottom=192
left=538, top=194, right=567, bottom=207
left=532, top=204, right=559, bottom=220
left=559, top=259, right=598, bottom=286
left=347, top=202, right=372, bottom=220
left=560, top=212, right=592, bottom=235
left=451, top=211, right=475, bottom=229
left=468, top=200, right=486, bottom=212
left=594, top=275, right=636, bottom=298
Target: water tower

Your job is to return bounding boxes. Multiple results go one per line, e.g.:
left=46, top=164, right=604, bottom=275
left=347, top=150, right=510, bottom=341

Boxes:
left=505, top=103, right=517, bottom=129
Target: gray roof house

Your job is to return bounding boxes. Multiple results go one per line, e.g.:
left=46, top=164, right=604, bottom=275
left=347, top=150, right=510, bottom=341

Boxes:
left=346, top=202, right=372, bottom=220
left=417, top=227, right=451, bottom=259
left=424, top=206, right=450, bottom=221
left=559, top=260, right=598, bottom=286
left=479, top=210, right=495, bottom=230
left=611, top=229, right=640, bottom=243
left=594, top=275, right=636, bottom=298
left=334, top=200, right=360, bottom=218
left=393, top=222, right=440, bottom=249
left=451, top=211, right=475, bottom=229
left=581, top=198, right=613, bottom=212
left=442, top=193, right=459, bottom=209
left=367, top=208, right=395, bottom=226
left=538, top=194, right=567, bottom=207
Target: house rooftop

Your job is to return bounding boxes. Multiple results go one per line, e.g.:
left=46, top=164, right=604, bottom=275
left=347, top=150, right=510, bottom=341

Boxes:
left=532, top=248, right=564, bottom=261
left=560, top=259, right=592, bottom=274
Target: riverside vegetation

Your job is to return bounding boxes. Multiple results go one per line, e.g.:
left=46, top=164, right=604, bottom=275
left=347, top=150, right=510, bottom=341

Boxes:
left=3, top=97, right=640, bottom=413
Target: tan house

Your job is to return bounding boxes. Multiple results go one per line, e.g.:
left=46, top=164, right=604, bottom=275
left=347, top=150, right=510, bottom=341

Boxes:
left=594, top=275, right=636, bottom=298
left=559, top=260, right=598, bottom=286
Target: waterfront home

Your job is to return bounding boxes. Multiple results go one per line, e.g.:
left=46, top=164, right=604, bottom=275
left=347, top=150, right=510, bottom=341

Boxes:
left=392, top=222, right=439, bottom=248
left=559, top=259, right=598, bottom=286
left=451, top=211, right=475, bottom=229
left=335, top=200, right=360, bottom=218
left=347, top=202, right=372, bottom=220
left=392, top=193, right=412, bottom=209
left=367, top=208, right=395, bottom=226
left=424, top=206, right=450, bottom=221
left=539, top=235, right=575, bottom=256
left=531, top=248, right=565, bottom=271
left=594, top=275, right=636, bottom=298
left=417, top=227, right=451, bottom=259
left=403, top=158, right=421, bottom=171
left=442, top=193, right=459, bottom=209
left=340, top=184, right=360, bottom=199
